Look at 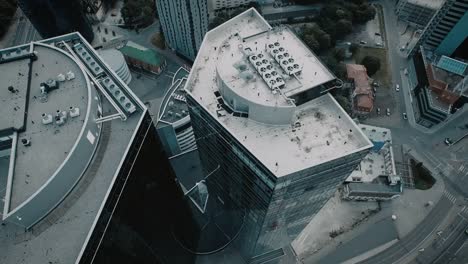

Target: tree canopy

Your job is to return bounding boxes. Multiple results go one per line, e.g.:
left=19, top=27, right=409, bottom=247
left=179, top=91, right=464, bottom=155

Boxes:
left=361, top=55, right=381, bottom=76
left=300, top=23, right=331, bottom=52
left=121, top=0, right=156, bottom=27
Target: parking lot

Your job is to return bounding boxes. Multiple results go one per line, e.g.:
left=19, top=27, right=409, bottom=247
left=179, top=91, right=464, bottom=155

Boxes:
left=365, top=81, right=402, bottom=127
left=342, top=4, right=384, bottom=48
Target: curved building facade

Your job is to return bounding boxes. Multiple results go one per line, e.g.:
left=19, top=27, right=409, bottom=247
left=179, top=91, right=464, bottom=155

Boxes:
left=99, top=48, right=132, bottom=85
left=1, top=41, right=101, bottom=228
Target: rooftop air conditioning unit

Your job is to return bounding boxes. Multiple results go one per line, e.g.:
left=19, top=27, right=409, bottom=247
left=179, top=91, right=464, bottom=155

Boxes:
left=57, top=73, right=66, bottom=82
left=69, top=107, right=80, bottom=118
left=66, top=71, right=75, bottom=81
left=41, top=113, right=53, bottom=125
left=21, top=138, right=31, bottom=147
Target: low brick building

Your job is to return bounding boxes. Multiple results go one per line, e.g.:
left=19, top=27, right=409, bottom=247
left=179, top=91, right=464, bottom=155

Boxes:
left=119, top=41, right=166, bottom=75
left=346, top=64, right=374, bottom=115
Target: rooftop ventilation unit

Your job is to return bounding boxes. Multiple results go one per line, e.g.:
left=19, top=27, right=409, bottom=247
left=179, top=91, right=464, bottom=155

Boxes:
left=73, top=43, right=104, bottom=77
left=248, top=52, right=285, bottom=90
left=66, top=71, right=75, bottom=81
left=21, top=138, right=31, bottom=147
left=41, top=113, right=53, bottom=125
left=101, top=77, right=136, bottom=114
left=40, top=79, right=59, bottom=94
left=267, top=42, right=302, bottom=76
left=69, top=107, right=80, bottom=118
left=57, top=73, right=66, bottom=82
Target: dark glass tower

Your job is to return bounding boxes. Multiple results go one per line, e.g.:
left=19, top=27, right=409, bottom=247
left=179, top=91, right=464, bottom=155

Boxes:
left=18, top=0, right=94, bottom=43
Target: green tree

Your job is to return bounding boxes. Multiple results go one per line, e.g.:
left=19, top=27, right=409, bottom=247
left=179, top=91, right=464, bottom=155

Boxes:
left=321, top=55, right=339, bottom=74
left=335, top=63, right=347, bottom=79
left=334, top=95, right=352, bottom=113
left=361, top=55, right=381, bottom=76
left=335, top=19, right=352, bottom=39
left=333, top=48, right=346, bottom=62
left=121, top=0, right=155, bottom=27
left=303, top=34, right=320, bottom=52
left=349, top=43, right=359, bottom=54
left=316, top=32, right=331, bottom=50
left=353, top=4, right=376, bottom=23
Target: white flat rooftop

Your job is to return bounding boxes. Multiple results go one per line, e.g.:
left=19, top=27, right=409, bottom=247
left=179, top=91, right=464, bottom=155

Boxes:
left=346, top=124, right=395, bottom=182
left=2, top=44, right=88, bottom=209
left=186, top=9, right=372, bottom=177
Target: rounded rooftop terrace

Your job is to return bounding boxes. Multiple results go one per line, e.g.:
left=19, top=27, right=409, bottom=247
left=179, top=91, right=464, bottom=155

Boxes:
left=3, top=42, right=101, bottom=228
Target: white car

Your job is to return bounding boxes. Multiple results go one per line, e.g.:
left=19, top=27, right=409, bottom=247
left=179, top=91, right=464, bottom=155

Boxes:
left=395, top=84, right=400, bottom=92
left=403, top=113, right=407, bottom=119
left=386, top=108, right=390, bottom=116
left=444, top=138, right=453, bottom=146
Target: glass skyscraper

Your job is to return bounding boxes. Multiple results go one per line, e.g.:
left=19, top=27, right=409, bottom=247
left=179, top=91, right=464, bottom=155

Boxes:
left=183, top=8, right=373, bottom=261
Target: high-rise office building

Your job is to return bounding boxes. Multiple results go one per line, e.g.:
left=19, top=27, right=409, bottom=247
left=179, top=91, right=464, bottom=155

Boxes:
left=184, top=8, right=373, bottom=261
left=395, top=0, right=444, bottom=29
left=156, top=0, right=209, bottom=60
left=18, top=0, right=94, bottom=43
left=410, top=0, right=468, bottom=57
left=0, top=32, right=194, bottom=264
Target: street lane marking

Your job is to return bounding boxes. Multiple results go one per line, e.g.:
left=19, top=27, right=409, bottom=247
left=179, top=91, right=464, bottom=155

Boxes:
left=454, top=240, right=468, bottom=255
left=444, top=191, right=457, bottom=204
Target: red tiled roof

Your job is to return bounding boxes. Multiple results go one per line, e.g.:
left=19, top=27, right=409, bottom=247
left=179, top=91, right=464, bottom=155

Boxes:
left=347, top=64, right=374, bottom=112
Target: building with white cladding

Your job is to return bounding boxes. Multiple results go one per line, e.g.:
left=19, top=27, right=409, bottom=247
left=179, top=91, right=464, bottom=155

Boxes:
left=156, top=0, right=209, bottom=60
left=183, top=8, right=373, bottom=261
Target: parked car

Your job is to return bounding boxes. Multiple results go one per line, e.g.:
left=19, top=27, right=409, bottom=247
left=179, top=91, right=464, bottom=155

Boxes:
left=386, top=108, right=390, bottom=116
left=395, top=84, right=400, bottom=92
left=376, top=42, right=383, bottom=47
left=377, top=108, right=381, bottom=115
left=403, top=113, right=407, bottom=119
left=375, top=32, right=381, bottom=36
left=373, top=87, right=377, bottom=93
left=444, top=138, right=453, bottom=146
left=360, top=40, right=367, bottom=45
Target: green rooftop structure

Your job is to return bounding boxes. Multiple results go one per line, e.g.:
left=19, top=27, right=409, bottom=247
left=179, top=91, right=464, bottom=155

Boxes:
left=119, top=41, right=166, bottom=74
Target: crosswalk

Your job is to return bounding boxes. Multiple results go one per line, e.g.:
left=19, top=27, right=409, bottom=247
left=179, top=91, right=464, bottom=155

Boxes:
left=459, top=206, right=468, bottom=220
left=444, top=190, right=457, bottom=204
left=459, top=165, right=466, bottom=172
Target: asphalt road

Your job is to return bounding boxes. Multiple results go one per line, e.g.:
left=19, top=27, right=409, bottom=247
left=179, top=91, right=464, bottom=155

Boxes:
left=411, top=210, right=468, bottom=264
left=371, top=0, right=468, bottom=195
left=357, top=195, right=454, bottom=264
